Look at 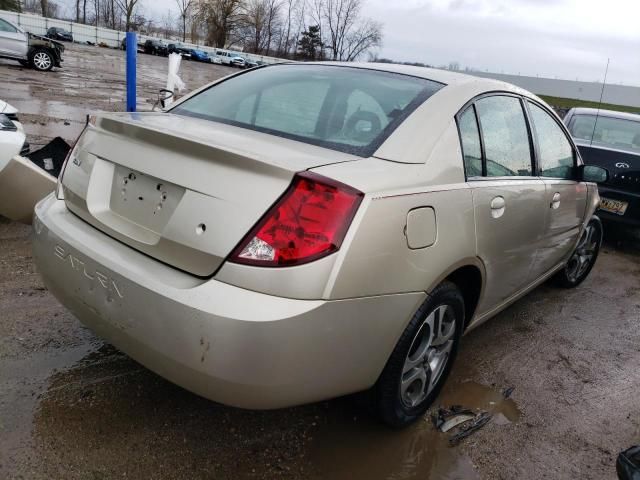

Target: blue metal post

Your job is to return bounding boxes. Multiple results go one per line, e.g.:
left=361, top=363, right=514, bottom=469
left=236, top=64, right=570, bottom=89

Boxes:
left=125, top=32, right=137, bottom=112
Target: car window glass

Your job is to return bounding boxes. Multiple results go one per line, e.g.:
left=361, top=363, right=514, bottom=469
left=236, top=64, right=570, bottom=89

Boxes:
left=458, top=107, right=482, bottom=177
left=0, top=18, right=17, bottom=32
left=476, top=96, right=532, bottom=176
left=569, top=114, right=640, bottom=155
left=172, top=65, right=443, bottom=156
left=254, top=81, right=330, bottom=137
left=528, top=102, right=574, bottom=179
left=340, top=90, right=390, bottom=145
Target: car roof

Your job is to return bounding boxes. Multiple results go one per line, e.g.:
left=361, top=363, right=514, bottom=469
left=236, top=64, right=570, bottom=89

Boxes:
left=313, top=61, right=514, bottom=88
left=568, top=107, right=640, bottom=122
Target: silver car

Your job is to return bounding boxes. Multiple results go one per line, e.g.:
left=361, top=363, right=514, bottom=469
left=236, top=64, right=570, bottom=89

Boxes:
left=31, top=63, right=607, bottom=427
left=0, top=16, right=64, bottom=71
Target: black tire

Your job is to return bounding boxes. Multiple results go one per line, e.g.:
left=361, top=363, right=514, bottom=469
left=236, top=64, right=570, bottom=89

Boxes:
left=29, top=48, right=54, bottom=71
left=554, top=216, right=603, bottom=288
left=371, top=281, right=465, bottom=428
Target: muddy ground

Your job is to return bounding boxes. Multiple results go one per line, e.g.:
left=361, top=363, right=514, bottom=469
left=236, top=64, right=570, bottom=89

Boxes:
left=1, top=44, right=639, bottom=480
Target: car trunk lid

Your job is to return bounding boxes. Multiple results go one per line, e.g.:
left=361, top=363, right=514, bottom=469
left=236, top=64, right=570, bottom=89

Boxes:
left=60, top=112, right=359, bottom=276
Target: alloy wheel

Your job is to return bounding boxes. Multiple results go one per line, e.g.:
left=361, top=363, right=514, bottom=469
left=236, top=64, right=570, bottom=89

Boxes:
left=33, top=52, right=52, bottom=70
left=400, top=304, right=457, bottom=408
left=566, top=223, right=599, bottom=282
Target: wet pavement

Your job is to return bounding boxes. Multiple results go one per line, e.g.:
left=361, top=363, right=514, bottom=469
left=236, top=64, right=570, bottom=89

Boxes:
left=1, top=44, right=640, bottom=480
left=1, top=43, right=235, bottom=149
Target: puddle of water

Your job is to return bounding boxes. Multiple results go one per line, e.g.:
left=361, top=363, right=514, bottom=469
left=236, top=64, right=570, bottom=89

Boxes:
left=0, top=342, right=101, bottom=471
left=308, top=380, right=520, bottom=480
left=438, top=380, right=521, bottom=423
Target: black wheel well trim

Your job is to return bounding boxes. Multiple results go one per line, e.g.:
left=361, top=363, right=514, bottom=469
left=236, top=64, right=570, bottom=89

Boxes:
left=437, top=264, right=484, bottom=331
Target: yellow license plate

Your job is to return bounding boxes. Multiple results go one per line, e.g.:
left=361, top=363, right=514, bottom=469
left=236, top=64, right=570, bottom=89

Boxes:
left=599, top=197, right=628, bottom=216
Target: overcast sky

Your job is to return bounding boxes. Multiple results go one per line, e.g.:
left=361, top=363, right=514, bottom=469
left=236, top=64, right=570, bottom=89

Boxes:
left=362, top=0, right=640, bottom=85
left=59, top=0, right=639, bottom=85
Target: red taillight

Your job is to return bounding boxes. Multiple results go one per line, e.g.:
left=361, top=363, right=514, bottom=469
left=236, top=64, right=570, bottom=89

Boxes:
left=229, top=172, right=364, bottom=267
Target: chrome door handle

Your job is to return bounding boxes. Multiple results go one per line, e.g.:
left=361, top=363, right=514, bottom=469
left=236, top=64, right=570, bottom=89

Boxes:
left=490, top=196, right=505, bottom=218
left=551, top=192, right=561, bottom=209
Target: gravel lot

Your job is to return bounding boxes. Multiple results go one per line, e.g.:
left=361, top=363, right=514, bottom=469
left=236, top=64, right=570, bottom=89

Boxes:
left=1, top=44, right=639, bottom=480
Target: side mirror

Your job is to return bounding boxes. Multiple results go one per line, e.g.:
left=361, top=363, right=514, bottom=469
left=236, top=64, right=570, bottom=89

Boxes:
left=581, top=165, right=609, bottom=183
left=158, top=89, right=174, bottom=109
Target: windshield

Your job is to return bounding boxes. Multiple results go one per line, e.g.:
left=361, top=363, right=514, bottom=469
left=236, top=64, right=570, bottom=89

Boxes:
left=569, top=114, right=640, bottom=154
left=171, top=64, right=443, bottom=156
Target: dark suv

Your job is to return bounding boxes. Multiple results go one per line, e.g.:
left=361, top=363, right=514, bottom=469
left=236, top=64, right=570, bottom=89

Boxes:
left=565, top=107, right=640, bottom=226
left=144, top=39, right=168, bottom=56
left=46, top=27, right=73, bottom=42
left=168, top=43, right=192, bottom=58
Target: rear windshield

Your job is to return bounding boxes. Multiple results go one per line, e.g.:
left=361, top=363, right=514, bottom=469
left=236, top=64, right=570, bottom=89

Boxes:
left=569, top=114, right=640, bottom=154
left=171, top=64, right=444, bottom=156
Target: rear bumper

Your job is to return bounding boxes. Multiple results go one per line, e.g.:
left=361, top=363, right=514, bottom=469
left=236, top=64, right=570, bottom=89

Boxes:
left=597, top=185, right=640, bottom=227
left=32, top=195, right=425, bottom=409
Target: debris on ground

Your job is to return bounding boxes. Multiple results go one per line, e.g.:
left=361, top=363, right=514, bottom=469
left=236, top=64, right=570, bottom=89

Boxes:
left=432, top=405, right=493, bottom=445
left=617, top=445, right=640, bottom=480
left=502, top=387, right=515, bottom=398
left=26, top=137, right=70, bottom=178
left=448, top=412, right=492, bottom=446
left=432, top=405, right=474, bottom=430
left=441, top=413, right=476, bottom=432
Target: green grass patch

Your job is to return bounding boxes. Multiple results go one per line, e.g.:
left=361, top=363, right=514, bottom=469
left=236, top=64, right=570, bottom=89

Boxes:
left=539, top=95, right=640, bottom=114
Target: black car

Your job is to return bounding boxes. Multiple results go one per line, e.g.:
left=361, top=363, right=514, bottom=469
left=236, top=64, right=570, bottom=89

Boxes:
left=46, top=27, right=73, bottom=42
left=143, top=39, right=168, bottom=56
left=120, top=37, right=144, bottom=52
left=565, top=107, right=640, bottom=226
left=168, top=43, right=192, bottom=58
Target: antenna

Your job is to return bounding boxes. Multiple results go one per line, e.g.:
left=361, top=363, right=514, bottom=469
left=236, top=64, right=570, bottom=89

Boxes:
left=590, top=58, right=610, bottom=146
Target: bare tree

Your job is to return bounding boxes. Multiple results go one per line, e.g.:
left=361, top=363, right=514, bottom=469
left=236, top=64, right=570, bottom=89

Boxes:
left=115, top=0, right=141, bottom=30
left=175, top=0, right=193, bottom=42
left=276, top=0, right=298, bottom=56
left=161, top=9, right=176, bottom=39
left=341, top=17, right=381, bottom=60
left=40, top=0, right=48, bottom=17
left=196, top=0, right=243, bottom=48
left=317, top=0, right=381, bottom=61
left=240, top=0, right=282, bottom=54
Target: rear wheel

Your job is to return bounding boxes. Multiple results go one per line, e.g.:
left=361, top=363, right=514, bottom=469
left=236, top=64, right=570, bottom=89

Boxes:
left=29, top=48, right=54, bottom=71
left=371, top=281, right=464, bottom=427
left=554, top=216, right=602, bottom=288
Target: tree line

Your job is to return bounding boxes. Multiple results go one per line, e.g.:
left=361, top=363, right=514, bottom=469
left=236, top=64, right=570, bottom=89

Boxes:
left=4, top=0, right=382, bottom=62
left=187, top=0, right=382, bottom=60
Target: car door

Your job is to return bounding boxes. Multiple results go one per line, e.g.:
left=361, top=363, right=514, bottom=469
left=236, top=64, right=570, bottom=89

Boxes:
left=458, top=95, right=547, bottom=313
left=0, top=18, right=28, bottom=57
left=525, top=100, right=587, bottom=275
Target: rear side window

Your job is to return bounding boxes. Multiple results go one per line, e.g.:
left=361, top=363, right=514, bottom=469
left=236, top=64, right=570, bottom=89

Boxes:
left=0, top=18, right=17, bottom=32
left=528, top=102, right=575, bottom=179
left=172, top=65, right=444, bottom=156
left=458, top=107, right=483, bottom=177
left=475, top=96, right=533, bottom=177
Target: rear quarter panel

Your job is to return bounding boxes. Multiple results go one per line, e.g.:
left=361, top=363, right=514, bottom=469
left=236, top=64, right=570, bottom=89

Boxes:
left=315, top=121, right=479, bottom=300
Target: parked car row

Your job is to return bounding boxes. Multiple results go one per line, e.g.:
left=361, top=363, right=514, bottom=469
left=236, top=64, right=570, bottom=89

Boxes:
left=118, top=37, right=260, bottom=68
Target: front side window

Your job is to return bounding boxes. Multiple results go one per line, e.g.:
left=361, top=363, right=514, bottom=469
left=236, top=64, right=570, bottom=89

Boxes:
left=475, top=96, right=533, bottom=177
left=528, top=102, right=575, bottom=179
left=458, top=106, right=483, bottom=177
left=0, top=18, right=17, bottom=33
left=172, top=65, right=443, bottom=156
left=569, top=114, right=640, bottom=155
